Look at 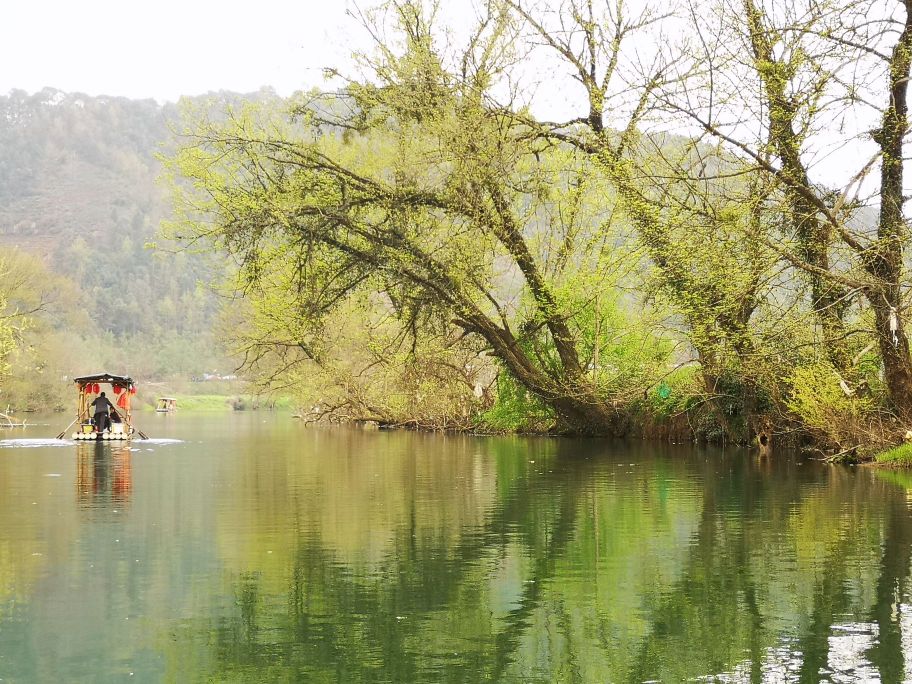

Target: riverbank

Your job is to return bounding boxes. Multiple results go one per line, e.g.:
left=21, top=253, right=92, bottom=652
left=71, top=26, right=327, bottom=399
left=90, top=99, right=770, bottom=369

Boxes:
left=141, top=394, right=294, bottom=412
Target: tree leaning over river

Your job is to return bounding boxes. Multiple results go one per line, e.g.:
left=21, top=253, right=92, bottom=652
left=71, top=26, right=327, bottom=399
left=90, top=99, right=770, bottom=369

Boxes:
left=168, top=4, right=672, bottom=435
left=168, top=0, right=912, bottom=448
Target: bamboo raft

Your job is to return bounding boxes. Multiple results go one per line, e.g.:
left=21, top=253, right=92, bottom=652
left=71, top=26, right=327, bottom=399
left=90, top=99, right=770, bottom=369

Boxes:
left=57, top=372, right=147, bottom=440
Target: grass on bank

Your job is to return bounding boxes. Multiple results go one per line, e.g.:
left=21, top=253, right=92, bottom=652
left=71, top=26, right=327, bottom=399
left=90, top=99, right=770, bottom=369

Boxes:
left=874, top=443, right=912, bottom=467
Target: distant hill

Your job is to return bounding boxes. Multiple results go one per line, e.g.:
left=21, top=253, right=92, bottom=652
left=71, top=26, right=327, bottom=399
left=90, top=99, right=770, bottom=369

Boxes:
left=0, top=88, right=284, bottom=403
left=0, top=88, right=199, bottom=337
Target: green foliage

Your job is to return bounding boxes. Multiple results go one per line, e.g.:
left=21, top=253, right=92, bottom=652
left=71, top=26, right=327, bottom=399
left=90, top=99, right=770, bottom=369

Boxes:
left=787, top=363, right=870, bottom=428
left=0, top=89, right=244, bottom=407
left=0, top=297, right=15, bottom=380
left=482, top=366, right=553, bottom=431
left=164, top=6, right=674, bottom=434
left=787, top=362, right=875, bottom=447
left=641, top=365, right=702, bottom=419
left=241, top=289, right=491, bottom=428
left=0, top=250, right=59, bottom=406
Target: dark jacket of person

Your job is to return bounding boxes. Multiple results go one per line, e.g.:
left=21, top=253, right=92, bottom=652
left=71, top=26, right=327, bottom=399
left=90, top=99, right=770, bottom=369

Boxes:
left=91, top=394, right=114, bottom=416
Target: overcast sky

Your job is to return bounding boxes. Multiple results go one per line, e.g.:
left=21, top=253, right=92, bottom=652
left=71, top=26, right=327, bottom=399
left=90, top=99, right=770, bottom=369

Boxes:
left=0, top=0, right=358, bottom=101
left=0, top=0, right=890, bottom=191
left=0, top=0, right=590, bottom=123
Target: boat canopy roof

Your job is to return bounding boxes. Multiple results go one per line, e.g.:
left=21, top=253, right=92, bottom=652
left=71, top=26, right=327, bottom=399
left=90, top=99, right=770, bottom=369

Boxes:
left=73, top=372, right=134, bottom=385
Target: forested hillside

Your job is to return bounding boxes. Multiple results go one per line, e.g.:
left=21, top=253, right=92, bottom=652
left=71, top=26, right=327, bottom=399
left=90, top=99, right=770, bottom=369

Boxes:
left=0, top=88, right=245, bottom=409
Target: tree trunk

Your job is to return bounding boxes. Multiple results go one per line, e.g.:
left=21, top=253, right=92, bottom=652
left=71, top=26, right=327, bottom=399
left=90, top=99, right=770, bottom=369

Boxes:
left=868, top=2, right=912, bottom=420
left=550, top=388, right=627, bottom=436
left=743, top=0, right=851, bottom=372
left=871, top=295, right=912, bottom=419
left=483, top=183, right=585, bottom=379
left=462, top=313, right=625, bottom=435
left=699, top=370, right=741, bottom=444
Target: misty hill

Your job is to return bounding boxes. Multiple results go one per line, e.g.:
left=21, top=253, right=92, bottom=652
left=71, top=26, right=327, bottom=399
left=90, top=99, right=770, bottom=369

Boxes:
left=0, top=88, right=206, bottom=341
left=0, top=87, right=293, bottom=406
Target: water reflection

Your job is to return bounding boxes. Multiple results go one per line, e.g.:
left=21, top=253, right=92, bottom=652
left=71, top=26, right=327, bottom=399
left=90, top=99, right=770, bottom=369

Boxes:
left=75, top=443, right=133, bottom=508
left=3, top=417, right=912, bottom=682
left=164, top=433, right=912, bottom=683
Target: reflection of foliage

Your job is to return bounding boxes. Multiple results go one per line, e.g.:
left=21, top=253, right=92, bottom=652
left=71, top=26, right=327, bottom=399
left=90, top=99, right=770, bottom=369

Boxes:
left=157, top=435, right=912, bottom=682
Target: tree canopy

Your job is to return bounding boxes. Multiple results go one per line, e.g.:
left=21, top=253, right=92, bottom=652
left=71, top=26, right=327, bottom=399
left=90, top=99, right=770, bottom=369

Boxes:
left=161, top=0, right=912, bottom=449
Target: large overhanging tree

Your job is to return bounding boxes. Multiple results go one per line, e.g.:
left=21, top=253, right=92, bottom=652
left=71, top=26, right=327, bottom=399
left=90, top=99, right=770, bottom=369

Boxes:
left=170, top=0, right=912, bottom=442
left=168, top=3, right=673, bottom=435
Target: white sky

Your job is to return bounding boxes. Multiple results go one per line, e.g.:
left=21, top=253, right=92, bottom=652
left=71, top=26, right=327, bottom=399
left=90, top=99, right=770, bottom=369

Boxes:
left=0, top=0, right=891, bottom=192
left=0, top=0, right=597, bottom=129
left=0, top=0, right=357, bottom=102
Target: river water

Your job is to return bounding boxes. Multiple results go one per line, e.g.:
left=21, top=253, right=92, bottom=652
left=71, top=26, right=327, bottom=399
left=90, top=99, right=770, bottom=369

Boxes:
left=1, top=413, right=912, bottom=682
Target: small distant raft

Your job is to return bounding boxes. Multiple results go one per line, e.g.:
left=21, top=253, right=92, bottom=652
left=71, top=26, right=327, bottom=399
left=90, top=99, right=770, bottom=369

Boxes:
left=62, top=372, right=140, bottom=441
left=156, top=397, right=177, bottom=413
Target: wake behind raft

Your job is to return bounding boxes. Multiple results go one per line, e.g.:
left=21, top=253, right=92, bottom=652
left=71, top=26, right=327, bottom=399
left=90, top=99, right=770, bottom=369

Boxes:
left=56, top=373, right=148, bottom=440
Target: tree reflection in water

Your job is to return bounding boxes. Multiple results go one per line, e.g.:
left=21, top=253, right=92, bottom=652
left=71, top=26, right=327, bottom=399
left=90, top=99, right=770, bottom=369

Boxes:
left=161, top=435, right=912, bottom=683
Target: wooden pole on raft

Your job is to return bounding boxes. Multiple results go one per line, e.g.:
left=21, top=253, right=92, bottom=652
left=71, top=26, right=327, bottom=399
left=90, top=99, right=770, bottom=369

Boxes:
left=60, top=383, right=87, bottom=439
left=78, top=383, right=88, bottom=423
left=55, top=417, right=77, bottom=439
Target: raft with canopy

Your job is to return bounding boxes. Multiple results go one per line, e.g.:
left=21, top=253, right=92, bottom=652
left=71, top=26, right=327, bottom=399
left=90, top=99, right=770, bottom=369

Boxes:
left=57, top=372, right=145, bottom=440
left=156, top=397, right=177, bottom=413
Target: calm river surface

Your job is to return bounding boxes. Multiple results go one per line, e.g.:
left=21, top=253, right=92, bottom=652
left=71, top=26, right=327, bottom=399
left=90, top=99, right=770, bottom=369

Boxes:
left=2, top=413, right=912, bottom=682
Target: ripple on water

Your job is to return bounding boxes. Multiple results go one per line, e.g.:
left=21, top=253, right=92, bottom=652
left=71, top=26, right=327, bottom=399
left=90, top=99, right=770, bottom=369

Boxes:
left=0, top=438, right=76, bottom=448
left=0, top=437, right=183, bottom=448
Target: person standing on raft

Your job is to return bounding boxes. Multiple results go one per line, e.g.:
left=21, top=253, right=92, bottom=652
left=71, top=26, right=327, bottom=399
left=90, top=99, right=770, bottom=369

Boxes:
left=91, top=391, right=115, bottom=432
